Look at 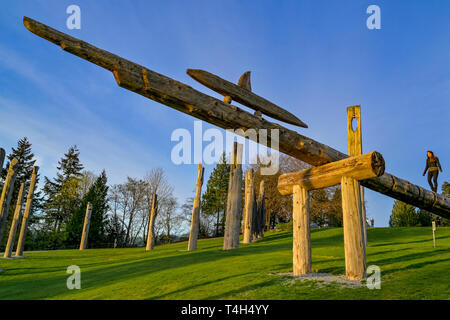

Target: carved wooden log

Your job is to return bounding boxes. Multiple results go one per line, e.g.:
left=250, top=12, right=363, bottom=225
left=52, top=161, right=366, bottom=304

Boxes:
left=146, top=193, right=158, bottom=251
left=188, top=163, right=205, bottom=251
left=187, top=69, right=308, bottom=128
left=278, top=151, right=385, bottom=195
left=79, top=202, right=92, bottom=250
left=3, top=182, right=25, bottom=258
left=223, top=142, right=243, bottom=250
left=242, top=169, right=256, bottom=244
left=15, top=166, right=39, bottom=257
left=347, top=106, right=367, bottom=247
left=341, top=176, right=366, bottom=280
left=292, top=185, right=311, bottom=275
left=0, top=158, right=19, bottom=241
left=253, top=180, right=266, bottom=239
left=22, top=17, right=450, bottom=218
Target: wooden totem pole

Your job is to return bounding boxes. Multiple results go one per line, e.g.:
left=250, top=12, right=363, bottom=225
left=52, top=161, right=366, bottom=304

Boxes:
left=3, top=182, right=25, bottom=258
left=79, top=202, right=92, bottom=250
left=0, top=158, right=19, bottom=241
left=188, top=163, right=205, bottom=251
left=146, top=193, right=158, bottom=251
left=242, top=169, right=256, bottom=244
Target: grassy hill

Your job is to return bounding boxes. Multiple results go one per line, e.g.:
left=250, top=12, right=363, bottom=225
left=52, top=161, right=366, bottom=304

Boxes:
left=0, top=227, right=449, bottom=300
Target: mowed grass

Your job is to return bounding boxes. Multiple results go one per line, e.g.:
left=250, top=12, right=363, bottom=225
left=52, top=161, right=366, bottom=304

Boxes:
left=0, top=227, right=449, bottom=300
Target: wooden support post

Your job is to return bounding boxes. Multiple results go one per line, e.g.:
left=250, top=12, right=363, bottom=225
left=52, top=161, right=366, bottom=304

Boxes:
left=242, top=169, right=256, bottom=244
left=0, top=158, right=19, bottom=242
left=146, top=193, right=158, bottom=251
left=347, top=105, right=367, bottom=247
left=341, top=176, right=366, bottom=280
left=79, top=202, right=92, bottom=250
left=3, top=182, right=25, bottom=258
left=15, top=166, right=39, bottom=257
left=255, top=180, right=266, bottom=239
left=0, top=148, right=5, bottom=172
left=223, top=142, right=243, bottom=250
left=188, top=163, right=205, bottom=251
left=292, top=185, right=311, bottom=275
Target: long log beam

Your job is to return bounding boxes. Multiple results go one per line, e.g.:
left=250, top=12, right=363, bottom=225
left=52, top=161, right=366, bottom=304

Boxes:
left=23, top=17, right=450, bottom=219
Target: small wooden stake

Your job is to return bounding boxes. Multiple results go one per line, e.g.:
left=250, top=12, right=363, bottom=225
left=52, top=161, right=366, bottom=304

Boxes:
left=223, top=142, right=243, bottom=250
left=188, top=163, right=205, bottom=251
left=15, top=166, right=39, bottom=257
left=146, top=193, right=158, bottom=251
left=0, top=158, right=19, bottom=241
left=79, top=202, right=92, bottom=250
left=432, top=221, right=436, bottom=248
left=242, top=169, right=256, bottom=244
left=292, top=185, right=312, bottom=275
left=341, top=176, right=366, bottom=280
left=3, top=182, right=25, bottom=258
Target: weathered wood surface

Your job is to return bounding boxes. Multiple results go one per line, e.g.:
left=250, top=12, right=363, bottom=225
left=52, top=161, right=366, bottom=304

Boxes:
left=242, top=169, right=256, bottom=244
left=341, top=176, right=366, bottom=280
left=15, top=166, right=39, bottom=257
left=278, top=151, right=385, bottom=195
left=0, top=158, right=19, bottom=241
left=146, top=193, right=158, bottom=251
left=3, top=182, right=25, bottom=258
left=187, top=69, right=308, bottom=128
left=347, top=105, right=367, bottom=247
left=79, top=202, right=92, bottom=250
left=188, top=163, right=205, bottom=251
left=292, top=185, right=311, bottom=275
left=253, top=180, right=266, bottom=239
left=223, top=142, right=243, bottom=250
left=23, top=17, right=450, bottom=218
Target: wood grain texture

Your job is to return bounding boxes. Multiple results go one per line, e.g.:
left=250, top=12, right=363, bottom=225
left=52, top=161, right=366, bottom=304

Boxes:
left=223, top=143, right=243, bottom=250
left=79, top=202, right=92, bottom=250
left=187, top=69, right=307, bottom=128
left=347, top=105, right=367, bottom=247
left=3, top=182, right=25, bottom=258
left=242, top=169, right=256, bottom=244
left=146, top=193, right=158, bottom=251
left=23, top=17, right=450, bottom=218
left=278, top=151, right=385, bottom=195
left=292, top=185, right=312, bottom=275
left=0, top=158, right=19, bottom=241
left=0, top=148, right=5, bottom=172
left=341, top=176, right=366, bottom=280
left=188, top=163, right=204, bottom=251
left=15, top=166, right=39, bottom=256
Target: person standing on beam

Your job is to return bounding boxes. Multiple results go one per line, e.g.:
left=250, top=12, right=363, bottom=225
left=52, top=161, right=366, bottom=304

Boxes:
left=423, top=151, right=443, bottom=193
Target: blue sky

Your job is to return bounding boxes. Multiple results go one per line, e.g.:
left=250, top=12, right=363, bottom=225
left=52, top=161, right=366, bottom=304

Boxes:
left=0, top=0, right=448, bottom=226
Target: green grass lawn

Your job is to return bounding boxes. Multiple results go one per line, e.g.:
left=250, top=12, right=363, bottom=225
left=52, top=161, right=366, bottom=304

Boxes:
left=0, top=227, right=449, bottom=300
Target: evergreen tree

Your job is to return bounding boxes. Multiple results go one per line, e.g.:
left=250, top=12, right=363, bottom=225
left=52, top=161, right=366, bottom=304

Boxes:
left=389, top=200, right=431, bottom=227
left=65, top=170, right=109, bottom=248
left=201, top=153, right=230, bottom=237
left=42, top=145, right=84, bottom=248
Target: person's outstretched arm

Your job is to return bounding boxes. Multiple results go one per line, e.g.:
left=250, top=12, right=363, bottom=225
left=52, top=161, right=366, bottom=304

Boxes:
left=423, top=159, right=429, bottom=176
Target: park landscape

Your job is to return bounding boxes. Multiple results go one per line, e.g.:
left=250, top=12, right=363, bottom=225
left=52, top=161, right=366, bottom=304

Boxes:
left=1, top=3, right=449, bottom=301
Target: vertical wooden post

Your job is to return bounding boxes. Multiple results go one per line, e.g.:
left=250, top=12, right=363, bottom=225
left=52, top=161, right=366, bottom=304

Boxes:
left=242, top=169, right=256, bottom=244
left=0, top=158, right=19, bottom=241
left=347, top=105, right=367, bottom=247
left=0, top=148, right=5, bottom=172
left=3, top=182, right=25, bottom=258
left=146, top=193, right=158, bottom=251
left=15, top=166, right=39, bottom=257
left=188, top=163, right=205, bottom=251
left=79, top=202, right=92, bottom=250
left=292, top=185, right=311, bottom=275
left=341, top=176, right=366, bottom=280
left=223, top=142, right=243, bottom=250
left=254, top=180, right=265, bottom=239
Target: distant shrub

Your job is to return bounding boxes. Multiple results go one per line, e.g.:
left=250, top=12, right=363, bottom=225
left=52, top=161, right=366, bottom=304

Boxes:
left=275, top=221, right=293, bottom=231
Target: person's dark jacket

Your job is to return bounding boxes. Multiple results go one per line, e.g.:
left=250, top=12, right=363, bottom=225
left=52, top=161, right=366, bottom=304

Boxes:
left=423, top=157, right=443, bottom=175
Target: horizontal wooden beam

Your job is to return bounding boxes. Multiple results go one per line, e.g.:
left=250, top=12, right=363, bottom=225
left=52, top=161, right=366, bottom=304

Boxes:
left=278, top=151, right=385, bottom=195
left=23, top=17, right=450, bottom=219
left=186, top=69, right=308, bottom=128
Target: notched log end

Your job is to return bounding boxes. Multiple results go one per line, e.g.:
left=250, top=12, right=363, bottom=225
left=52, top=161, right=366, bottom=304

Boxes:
left=371, top=151, right=385, bottom=177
